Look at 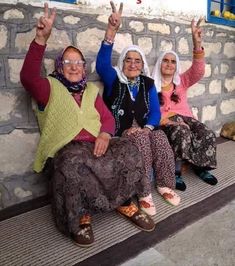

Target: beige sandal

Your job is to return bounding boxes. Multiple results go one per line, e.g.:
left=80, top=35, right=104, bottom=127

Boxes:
left=139, top=194, right=156, bottom=216
left=157, top=187, right=181, bottom=206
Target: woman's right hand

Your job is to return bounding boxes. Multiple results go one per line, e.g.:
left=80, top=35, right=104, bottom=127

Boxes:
left=108, top=1, right=123, bottom=31
left=35, top=3, right=56, bottom=46
left=191, top=17, right=204, bottom=50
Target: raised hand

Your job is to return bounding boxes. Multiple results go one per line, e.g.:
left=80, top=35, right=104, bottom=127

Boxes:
left=108, top=1, right=123, bottom=31
left=191, top=17, right=204, bottom=50
left=35, top=3, right=56, bottom=45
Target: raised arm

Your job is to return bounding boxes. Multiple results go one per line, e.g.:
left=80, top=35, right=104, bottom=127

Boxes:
left=20, top=3, right=56, bottom=107
left=191, top=17, right=203, bottom=51
left=96, top=2, right=123, bottom=96
left=35, top=3, right=56, bottom=46
left=180, top=18, right=205, bottom=89
left=104, top=1, right=123, bottom=44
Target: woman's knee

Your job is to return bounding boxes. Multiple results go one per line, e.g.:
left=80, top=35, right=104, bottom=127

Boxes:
left=127, top=130, right=151, bottom=146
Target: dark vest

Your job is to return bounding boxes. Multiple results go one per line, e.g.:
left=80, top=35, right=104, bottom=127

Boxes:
left=104, top=75, right=154, bottom=136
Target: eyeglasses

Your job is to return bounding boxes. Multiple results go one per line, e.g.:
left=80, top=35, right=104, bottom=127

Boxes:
left=62, top=59, right=85, bottom=67
left=162, top=58, right=176, bottom=65
left=124, top=57, right=143, bottom=65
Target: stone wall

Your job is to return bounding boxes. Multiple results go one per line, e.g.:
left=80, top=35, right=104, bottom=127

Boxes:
left=0, top=3, right=234, bottom=209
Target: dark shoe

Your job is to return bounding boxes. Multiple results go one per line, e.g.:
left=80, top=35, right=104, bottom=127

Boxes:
left=175, top=175, right=186, bottom=191
left=117, top=203, right=155, bottom=232
left=72, top=224, right=94, bottom=248
left=195, top=170, right=218, bottom=185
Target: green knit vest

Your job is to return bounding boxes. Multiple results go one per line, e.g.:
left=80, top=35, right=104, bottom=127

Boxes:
left=33, top=77, right=101, bottom=173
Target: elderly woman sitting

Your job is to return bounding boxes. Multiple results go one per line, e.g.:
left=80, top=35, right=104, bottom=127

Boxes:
left=20, top=3, right=155, bottom=248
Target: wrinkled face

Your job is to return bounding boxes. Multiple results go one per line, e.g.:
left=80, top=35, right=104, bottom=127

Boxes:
left=62, top=48, right=85, bottom=83
left=122, top=51, right=143, bottom=81
left=160, top=53, right=177, bottom=77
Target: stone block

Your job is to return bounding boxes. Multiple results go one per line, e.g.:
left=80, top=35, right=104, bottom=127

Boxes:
left=225, top=77, right=235, bottom=92
left=209, top=80, right=222, bottom=94
left=202, top=105, right=216, bottom=123
left=129, top=21, right=144, bottom=32
left=0, top=24, right=8, bottom=49
left=0, top=89, right=29, bottom=126
left=188, top=83, right=206, bottom=98
left=204, top=42, right=222, bottom=57
left=224, top=42, right=235, bottom=59
left=1, top=173, right=48, bottom=208
left=0, top=129, right=39, bottom=176
left=148, top=23, right=170, bottom=35
left=178, top=37, right=189, bottom=55
left=137, top=37, right=152, bottom=55
left=220, top=99, right=235, bottom=115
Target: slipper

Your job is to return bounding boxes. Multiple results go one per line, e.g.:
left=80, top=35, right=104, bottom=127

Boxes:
left=175, top=175, right=187, bottom=191
left=194, top=169, right=218, bottom=185
left=117, top=202, right=155, bottom=232
left=139, top=194, right=156, bottom=216
left=157, top=187, right=181, bottom=206
left=71, top=224, right=94, bottom=248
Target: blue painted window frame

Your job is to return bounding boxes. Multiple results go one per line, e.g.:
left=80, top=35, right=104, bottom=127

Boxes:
left=207, top=0, right=235, bottom=27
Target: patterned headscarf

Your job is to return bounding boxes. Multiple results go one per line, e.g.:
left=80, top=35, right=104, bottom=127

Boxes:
left=114, top=45, right=150, bottom=84
left=151, top=50, right=181, bottom=92
left=49, top=45, right=87, bottom=93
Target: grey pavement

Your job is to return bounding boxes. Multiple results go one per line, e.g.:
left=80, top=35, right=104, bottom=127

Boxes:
left=120, top=199, right=235, bottom=266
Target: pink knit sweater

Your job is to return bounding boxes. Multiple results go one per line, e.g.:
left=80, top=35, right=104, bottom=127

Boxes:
left=161, top=53, right=205, bottom=120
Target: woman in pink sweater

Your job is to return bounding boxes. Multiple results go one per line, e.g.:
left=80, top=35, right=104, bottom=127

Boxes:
left=152, top=18, right=217, bottom=191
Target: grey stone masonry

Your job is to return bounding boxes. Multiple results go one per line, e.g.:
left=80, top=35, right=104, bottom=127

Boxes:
left=0, top=3, right=234, bottom=209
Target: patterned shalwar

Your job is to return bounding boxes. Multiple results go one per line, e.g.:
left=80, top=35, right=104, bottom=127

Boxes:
left=161, top=115, right=217, bottom=170
left=123, top=129, right=175, bottom=189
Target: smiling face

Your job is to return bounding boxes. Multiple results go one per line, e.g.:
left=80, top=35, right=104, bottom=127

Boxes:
left=160, top=53, right=177, bottom=78
left=62, top=47, right=85, bottom=83
left=122, top=51, right=143, bottom=81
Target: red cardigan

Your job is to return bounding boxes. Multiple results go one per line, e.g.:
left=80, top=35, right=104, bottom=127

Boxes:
left=20, top=41, right=115, bottom=142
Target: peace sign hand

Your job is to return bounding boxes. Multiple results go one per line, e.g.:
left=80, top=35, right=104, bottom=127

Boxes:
left=108, top=1, right=123, bottom=31
left=35, top=3, right=56, bottom=45
left=191, top=17, right=204, bottom=50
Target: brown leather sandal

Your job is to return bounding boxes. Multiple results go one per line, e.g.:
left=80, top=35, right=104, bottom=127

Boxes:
left=71, top=214, right=94, bottom=248
left=117, top=202, right=155, bottom=232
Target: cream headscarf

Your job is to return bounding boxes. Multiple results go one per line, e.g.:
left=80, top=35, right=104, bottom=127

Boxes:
left=114, top=45, right=150, bottom=84
left=151, top=50, right=181, bottom=92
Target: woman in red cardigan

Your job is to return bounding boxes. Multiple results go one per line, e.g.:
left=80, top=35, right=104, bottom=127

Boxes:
left=20, top=3, right=155, bottom=248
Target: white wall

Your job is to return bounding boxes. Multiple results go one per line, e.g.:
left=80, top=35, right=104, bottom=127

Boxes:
left=0, top=0, right=207, bottom=19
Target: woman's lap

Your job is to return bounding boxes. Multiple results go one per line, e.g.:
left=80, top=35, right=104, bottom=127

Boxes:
left=51, top=138, right=150, bottom=234
left=162, top=115, right=217, bottom=169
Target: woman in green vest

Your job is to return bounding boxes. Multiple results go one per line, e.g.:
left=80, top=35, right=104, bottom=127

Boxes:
left=20, top=3, right=155, bottom=248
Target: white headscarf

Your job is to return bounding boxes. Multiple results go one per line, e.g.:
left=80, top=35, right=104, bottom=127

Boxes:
left=114, top=45, right=150, bottom=84
left=151, top=50, right=181, bottom=92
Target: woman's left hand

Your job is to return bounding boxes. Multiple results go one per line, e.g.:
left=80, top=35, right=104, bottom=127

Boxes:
left=191, top=17, right=204, bottom=50
left=94, top=132, right=111, bottom=157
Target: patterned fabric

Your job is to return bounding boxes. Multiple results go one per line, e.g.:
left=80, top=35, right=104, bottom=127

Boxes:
left=122, top=129, right=175, bottom=189
left=161, top=114, right=217, bottom=169
left=50, top=138, right=151, bottom=235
